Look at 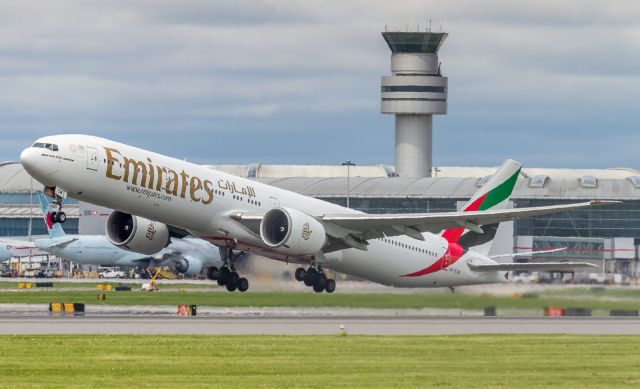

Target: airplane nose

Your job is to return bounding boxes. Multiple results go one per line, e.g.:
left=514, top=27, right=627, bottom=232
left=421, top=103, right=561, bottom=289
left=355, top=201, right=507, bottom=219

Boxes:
left=20, top=147, right=35, bottom=171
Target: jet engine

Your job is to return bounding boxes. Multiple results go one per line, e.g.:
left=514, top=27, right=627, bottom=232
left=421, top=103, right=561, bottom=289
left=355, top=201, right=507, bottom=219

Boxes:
left=260, top=207, right=325, bottom=255
left=106, top=211, right=170, bottom=255
left=175, top=256, right=204, bottom=277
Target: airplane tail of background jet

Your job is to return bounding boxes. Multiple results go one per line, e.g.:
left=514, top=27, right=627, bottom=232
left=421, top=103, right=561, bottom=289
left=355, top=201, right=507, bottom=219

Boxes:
left=36, top=192, right=66, bottom=238
left=441, top=159, right=522, bottom=254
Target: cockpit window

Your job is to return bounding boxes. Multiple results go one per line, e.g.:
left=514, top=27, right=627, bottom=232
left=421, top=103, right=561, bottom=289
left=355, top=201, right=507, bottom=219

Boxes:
left=32, top=142, right=57, bottom=151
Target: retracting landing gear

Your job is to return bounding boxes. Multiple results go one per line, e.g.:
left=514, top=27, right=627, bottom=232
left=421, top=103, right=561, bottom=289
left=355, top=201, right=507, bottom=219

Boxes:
left=294, top=264, right=335, bottom=293
left=45, top=186, right=67, bottom=224
left=216, top=248, right=249, bottom=292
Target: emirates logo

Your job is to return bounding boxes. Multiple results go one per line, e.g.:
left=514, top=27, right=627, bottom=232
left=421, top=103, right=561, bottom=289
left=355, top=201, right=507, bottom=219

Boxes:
left=145, top=223, right=156, bottom=240
left=301, top=222, right=312, bottom=240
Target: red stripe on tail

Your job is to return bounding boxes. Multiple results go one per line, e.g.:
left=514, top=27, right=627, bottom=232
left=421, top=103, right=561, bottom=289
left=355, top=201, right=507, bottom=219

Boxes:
left=441, top=193, right=487, bottom=243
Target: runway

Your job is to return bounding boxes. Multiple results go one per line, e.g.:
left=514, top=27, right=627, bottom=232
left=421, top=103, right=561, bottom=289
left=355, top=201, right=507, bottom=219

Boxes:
left=0, top=315, right=639, bottom=335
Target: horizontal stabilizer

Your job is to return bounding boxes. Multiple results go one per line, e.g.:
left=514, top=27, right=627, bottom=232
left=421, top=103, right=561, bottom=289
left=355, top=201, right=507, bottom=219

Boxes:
left=489, top=248, right=566, bottom=259
left=46, top=237, right=78, bottom=248
left=468, top=262, right=599, bottom=272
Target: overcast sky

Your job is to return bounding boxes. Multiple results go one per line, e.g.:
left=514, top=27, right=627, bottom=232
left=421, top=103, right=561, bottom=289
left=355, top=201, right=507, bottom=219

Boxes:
left=1, top=1, right=639, bottom=168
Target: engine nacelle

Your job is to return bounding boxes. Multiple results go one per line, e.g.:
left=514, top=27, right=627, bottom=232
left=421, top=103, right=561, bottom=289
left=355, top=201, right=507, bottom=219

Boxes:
left=175, top=256, right=204, bottom=277
left=260, top=207, right=325, bottom=255
left=106, top=211, right=170, bottom=255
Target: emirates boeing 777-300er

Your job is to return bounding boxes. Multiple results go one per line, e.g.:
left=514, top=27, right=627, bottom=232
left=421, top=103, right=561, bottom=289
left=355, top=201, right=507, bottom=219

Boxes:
left=20, top=135, right=606, bottom=293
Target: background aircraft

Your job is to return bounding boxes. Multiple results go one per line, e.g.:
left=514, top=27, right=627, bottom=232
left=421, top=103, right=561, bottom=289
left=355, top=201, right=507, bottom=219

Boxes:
left=1, top=192, right=222, bottom=277
left=0, top=244, right=12, bottom=262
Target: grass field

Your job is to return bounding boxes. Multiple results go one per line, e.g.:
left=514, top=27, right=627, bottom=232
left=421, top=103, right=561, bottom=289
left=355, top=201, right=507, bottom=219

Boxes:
left=0, top=335, right=637, bottom=388
left=0, top=288, right=639, bottom=310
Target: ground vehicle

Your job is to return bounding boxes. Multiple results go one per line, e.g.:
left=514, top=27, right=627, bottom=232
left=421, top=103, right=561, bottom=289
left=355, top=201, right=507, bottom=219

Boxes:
left=98, top=267, right=127, bottom=279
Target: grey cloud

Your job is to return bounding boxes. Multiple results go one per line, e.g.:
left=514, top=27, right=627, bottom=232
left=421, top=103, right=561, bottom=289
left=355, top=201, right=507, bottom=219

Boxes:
left=0, top=1, right=638, bottom=167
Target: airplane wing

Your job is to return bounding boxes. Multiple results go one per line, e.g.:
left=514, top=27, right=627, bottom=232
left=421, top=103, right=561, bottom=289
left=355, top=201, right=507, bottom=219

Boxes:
left=116, top=253, right=155, bottom=266
left=320, top=201, right=615, bottom=239
left=468, top=262, right=599, bottom=272
left=46, top=237, right=78, bottom=248
left=230, top=200, right=616, bottom=251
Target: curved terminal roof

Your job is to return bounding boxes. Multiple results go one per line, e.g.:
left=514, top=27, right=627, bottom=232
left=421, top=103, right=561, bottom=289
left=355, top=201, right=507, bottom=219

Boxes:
left=204, top=164, right=395, bottom=178
left=0, top=162, right=43, bottom=193
left=1, top=161, right=639, bottom=200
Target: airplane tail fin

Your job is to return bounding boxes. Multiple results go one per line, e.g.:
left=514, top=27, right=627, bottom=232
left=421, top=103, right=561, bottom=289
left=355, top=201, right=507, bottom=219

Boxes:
left=36, top=192, right=66, bottom=238
left=441, top=159, right=521, bottom=251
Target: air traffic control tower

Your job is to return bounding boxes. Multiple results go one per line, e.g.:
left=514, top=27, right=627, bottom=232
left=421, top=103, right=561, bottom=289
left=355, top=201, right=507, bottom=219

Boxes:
left=381, top=30, right=448, bottom=177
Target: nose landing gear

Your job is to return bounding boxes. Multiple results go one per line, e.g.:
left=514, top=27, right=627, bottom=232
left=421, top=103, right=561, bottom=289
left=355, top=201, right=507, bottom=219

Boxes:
left=45, top=186, right=67, bottom=224
left=294, top=265, right=335, bottom=293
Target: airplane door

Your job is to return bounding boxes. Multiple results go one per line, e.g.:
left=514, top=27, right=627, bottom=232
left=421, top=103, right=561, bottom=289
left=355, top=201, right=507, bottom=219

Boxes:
left=269, top=197, right=280, bottom=209
left=86, top=147, right=98, bottom=171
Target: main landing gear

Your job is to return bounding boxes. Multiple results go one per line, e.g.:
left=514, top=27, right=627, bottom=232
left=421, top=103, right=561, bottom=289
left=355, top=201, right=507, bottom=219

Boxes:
left=294, top=265, right=336, bottom=293
left=214, top=248, right=249, bottom=292
left=45, top=186, right=67, bottom=224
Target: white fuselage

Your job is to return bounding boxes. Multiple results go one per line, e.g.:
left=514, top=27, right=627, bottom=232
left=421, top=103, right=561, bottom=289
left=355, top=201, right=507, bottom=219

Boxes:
left=20, top=135, right=504, bottom=288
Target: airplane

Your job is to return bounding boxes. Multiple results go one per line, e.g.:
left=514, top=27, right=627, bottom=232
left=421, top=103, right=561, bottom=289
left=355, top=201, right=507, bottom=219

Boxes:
left=19, top=135, right=608, bottom=293
left=1, top=191, right=223, bottom=278
left=0, top=243, right=12, bottom=262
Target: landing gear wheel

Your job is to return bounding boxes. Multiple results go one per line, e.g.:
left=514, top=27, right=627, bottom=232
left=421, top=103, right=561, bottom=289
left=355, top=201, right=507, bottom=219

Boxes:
left=303, top=268, right=317, bottom=287
left=226, top=281, right=237, bottom=292
left=237, top=277, right=249, bottom=292
left=313, top=283, right=325, bottom=293
left=55, top=211, right=66, bottom=223
left=324, top=279, right=336, bottom=293
left=314, top=273, right=326, bottom=289
left=217, top=267, right=231, bottom=286
left=207, top=267, right=219, bottom=281
left=230, top=272, right=240, bottom=286
left=294, top=267, right=306, bottom=281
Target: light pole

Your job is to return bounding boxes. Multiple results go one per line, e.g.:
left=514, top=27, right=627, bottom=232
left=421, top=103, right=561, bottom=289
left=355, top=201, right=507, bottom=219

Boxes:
left=342, top=160, right=355, bottom=208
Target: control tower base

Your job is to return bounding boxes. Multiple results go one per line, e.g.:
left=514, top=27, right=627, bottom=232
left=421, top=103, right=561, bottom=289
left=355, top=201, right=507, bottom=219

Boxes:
left=395, top=114, right=433, bottom=178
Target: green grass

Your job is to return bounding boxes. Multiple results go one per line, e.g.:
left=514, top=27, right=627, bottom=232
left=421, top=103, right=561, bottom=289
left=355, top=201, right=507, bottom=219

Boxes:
left=542, top=287, right=640, bottom=299
left=0, top=335, right=638, bottom=388
left=0, top=289, right=639, bottom=310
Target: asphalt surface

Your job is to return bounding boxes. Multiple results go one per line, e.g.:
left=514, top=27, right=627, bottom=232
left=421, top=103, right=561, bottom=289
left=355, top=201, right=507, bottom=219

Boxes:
left=0, top=315, right=639, bottom=335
